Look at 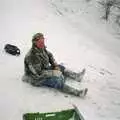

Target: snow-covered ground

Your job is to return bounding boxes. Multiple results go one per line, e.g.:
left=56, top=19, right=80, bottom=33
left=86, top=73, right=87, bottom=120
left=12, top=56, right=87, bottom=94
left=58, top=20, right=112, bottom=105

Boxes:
left=0, top=0, right=120, bottom=120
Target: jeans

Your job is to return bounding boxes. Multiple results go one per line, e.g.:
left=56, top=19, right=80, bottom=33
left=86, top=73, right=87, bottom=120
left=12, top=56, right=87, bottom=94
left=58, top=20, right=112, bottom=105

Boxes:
left=36, top=65, right=65, bottom=89
left=40, top=76, right=65, bottom=89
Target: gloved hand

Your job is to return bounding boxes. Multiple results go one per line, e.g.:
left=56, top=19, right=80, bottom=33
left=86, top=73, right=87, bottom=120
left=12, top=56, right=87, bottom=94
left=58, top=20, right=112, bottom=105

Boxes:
left=42, top=70, right=62, bottom=77
left=52, top=70, right=62, bottom=77
left=54, top=66, right=61, bottom=71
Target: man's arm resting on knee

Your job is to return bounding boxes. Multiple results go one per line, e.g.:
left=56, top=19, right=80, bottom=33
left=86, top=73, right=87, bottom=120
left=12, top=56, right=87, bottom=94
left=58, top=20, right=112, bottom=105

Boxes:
left=46, top=50, right=60, bottom=70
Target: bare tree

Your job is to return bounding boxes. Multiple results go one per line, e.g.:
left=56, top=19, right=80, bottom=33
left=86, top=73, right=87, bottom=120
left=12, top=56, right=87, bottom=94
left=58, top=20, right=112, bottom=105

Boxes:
left=98, top=0, right=120, bottom=21
left=115, top=15, right=120, bottom=27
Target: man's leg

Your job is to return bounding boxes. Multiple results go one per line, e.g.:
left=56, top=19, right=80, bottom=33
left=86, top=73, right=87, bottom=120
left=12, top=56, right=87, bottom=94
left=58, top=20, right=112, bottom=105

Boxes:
left=40, top=76, right=65, bottom=89
left=59, top=65, right=86, bottom=82
left=29, top=73, right=88, bottom=97
left=30, top=70, right=64, bottom=88
left=61, top=83, right=88, bottom=97
left=40, top=77, right=88, bottom=97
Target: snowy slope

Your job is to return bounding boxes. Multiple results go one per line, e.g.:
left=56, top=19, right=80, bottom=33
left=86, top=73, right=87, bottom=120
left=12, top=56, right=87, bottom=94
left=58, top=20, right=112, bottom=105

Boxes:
left=0, top=0, right=120, bottom=120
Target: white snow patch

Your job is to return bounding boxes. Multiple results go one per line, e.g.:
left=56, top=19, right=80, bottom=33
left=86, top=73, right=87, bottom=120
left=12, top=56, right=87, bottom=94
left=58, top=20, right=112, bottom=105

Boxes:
left=0, top=0, right=120, bottom=120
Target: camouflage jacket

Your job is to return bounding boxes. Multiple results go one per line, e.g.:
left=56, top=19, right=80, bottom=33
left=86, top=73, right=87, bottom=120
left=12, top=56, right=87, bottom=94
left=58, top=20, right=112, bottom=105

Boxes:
left=24, top=46, right=59, bottom=82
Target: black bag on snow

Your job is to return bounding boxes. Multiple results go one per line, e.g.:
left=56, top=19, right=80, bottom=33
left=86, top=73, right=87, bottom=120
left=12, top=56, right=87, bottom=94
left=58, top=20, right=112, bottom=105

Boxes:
left=4, top=44, right=20, bottom=56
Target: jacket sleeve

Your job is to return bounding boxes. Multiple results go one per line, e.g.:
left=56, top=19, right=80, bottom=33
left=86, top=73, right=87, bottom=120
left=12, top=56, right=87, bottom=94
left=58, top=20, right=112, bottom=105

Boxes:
left=24, top=56, right=41, bottom=79
left=46, top=50, right=58, bottom=68
left=28, top=61, right=62, bottom=79
left=25, top=55, right=59, bottom=79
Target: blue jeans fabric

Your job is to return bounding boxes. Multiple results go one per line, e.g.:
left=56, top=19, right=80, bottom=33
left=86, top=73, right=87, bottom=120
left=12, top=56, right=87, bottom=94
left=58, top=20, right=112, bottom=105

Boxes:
left=40, top=76, right=65, bottom=89
left=40, top=65, right=65, bottom=89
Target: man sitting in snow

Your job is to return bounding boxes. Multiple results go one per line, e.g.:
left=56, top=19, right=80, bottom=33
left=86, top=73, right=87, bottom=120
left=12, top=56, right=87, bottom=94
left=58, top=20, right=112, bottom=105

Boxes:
left=23, top=33, right=88, bottom=97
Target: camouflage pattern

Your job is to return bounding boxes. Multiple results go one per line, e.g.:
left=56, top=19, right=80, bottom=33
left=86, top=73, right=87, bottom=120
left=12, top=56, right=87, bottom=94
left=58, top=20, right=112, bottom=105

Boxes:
left=23, top=33, right=87, bottom=96
left=23, top=33, right=64, bottom=86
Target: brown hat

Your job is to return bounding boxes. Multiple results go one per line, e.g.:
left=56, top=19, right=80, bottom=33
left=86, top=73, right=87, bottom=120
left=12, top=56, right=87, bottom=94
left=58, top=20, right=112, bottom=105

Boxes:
left=32, top=33, right=44, bottom=42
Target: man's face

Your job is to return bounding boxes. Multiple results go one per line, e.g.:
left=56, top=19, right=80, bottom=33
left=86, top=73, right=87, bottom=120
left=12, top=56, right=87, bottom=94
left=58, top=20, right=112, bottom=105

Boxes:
left=35, top=35, right=45, bottom=48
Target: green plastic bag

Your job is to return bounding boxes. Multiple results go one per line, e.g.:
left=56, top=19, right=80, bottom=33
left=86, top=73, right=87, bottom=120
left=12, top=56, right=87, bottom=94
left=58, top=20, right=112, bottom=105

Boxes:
left=23, top=108, right=85, bottom=120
